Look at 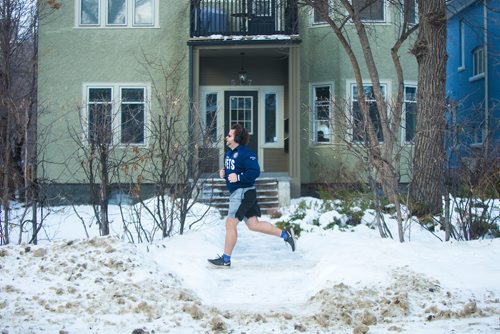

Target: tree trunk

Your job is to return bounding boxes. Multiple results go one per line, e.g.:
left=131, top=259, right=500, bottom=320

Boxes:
left=410, top=0, right=447, bottom=216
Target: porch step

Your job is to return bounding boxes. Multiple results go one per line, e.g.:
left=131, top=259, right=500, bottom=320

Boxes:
left=200, top=177, right=280, bottom=216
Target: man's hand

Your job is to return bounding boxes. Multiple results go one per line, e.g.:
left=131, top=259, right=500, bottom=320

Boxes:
left=219, top=168, right=225, bottom=179
left=228, top=173, right=238, bottom=183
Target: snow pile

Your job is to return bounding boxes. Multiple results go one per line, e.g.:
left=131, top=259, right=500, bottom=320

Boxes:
left=1, top=198, right=500, bottom=333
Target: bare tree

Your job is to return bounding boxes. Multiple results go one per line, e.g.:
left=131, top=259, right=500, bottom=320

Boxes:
left=0, top=0, right=60, bottom=245
left=408, top=0, right=448, bottom=216
left=134, top=54, right=215, bottom=239
left=301, top=0, right=419, bottom=241
left=69, top=94, right=141, bottom=236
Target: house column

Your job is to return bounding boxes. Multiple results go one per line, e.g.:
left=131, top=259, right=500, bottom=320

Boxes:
left=288, top=45, right=301, bottom=197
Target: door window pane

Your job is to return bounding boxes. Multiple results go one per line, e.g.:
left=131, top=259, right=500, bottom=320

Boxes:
left=265, top=93, right=277, bottom=143
left=230, top=96, right=253, bottom=133
left=205, top=93, right=218, bottom=143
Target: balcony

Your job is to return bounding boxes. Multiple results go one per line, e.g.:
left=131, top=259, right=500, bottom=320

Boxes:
left=190, top=0, right=298, bottom=37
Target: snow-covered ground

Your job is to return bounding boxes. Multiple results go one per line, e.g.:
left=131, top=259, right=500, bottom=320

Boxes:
left=1, top=197, right=499, bottom=333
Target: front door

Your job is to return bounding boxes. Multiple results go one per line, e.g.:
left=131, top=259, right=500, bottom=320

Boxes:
left=224, top=91, right=259, bottom=158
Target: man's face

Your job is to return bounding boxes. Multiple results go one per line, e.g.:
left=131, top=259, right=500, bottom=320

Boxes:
left=226, top=129, right=237, bottom=148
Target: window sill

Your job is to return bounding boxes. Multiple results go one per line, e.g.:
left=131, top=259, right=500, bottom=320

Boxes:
left=469, top=73, right=485, bottom=82
left=75, top=25, right=159, bottom=29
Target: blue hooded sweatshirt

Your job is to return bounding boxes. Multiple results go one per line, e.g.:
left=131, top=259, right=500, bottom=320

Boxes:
left=223, top=144, right=260, bottom=193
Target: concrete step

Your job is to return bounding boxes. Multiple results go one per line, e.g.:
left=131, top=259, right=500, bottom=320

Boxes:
left=199, top=177, right=280, bottom=215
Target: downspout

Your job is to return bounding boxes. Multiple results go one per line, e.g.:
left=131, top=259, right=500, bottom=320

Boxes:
left=188, top=45, right=194, bottom=129
left=483, top=0, right=489, bottom=155
left=188, top=45, right=194, bottom=177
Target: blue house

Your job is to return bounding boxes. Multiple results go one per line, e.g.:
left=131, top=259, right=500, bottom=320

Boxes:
left=446, top=0, right=500, bottom=171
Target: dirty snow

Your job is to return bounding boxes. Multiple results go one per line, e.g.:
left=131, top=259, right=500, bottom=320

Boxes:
left=1, top=197, right=499, bottom=333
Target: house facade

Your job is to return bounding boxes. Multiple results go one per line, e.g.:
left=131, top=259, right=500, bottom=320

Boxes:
left=446, top=0, right=500, bottom=170
left=38, top=0, right=418, bottom=205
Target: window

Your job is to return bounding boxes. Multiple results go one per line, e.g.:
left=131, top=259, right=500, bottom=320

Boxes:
left=230, top=96, right=253, bottom=133
left=205, top=93, right=218, bottom=143
left=351, top=83, right=386, bottom=143
left=403, top=0, right=417, bottom=25
left=312, top=84, right=333, bottom=144
left=81, top=0, right=99, bottom=25
left=352, top=0, right=385, bottom=22
left=78, top=0, right=156, bottom=27
left=88, top=88, right=112, bottom=143
left=458, top=20, right=465, bottom=70
left=471, top=122, right=484, bottom=145
left=404, top=85, right=417, bottom=143
left=312, top=0, right=330, bottom=24
left=107, top=0, right=126, bottom=26
left=134, top=0, right=154, bottom=25
left=264, top=93, right=277, bottom=143
left=471, top=46, right=485, bottom=79
left=86, top=85, right=147, bottom=145
left=120, top=88, right=145, bottom=144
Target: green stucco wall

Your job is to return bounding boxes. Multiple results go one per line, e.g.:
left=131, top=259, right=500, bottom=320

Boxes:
left=297, top=5, right=418, bottom=186
left=38, top=0, right=190, bottom=183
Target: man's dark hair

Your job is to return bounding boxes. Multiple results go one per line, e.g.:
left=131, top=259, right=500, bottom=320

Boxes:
left=231, top=123, right=250, bottom=145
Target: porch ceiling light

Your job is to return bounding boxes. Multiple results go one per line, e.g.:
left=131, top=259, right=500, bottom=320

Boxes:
left=234, top=52, right=252, bottom=85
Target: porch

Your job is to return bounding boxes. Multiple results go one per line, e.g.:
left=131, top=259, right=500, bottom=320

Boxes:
left=190, top=0, right=299, bottom=37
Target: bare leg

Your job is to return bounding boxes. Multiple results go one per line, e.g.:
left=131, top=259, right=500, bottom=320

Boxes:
left=224, top=217, right=239, bottom=256
left=246, top=216, right=282, bottom=237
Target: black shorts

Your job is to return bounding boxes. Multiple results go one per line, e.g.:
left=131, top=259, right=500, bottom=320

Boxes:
left=229, top=188, right=261, bottom=221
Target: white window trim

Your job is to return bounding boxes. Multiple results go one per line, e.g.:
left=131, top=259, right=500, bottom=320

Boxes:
left=401, top=82, right=417, bottom=145
left=82, top=82, right=150, bottom=147
left=346, top=79, right=391, bottom=144
left=259, top=87, right=284, bottom=149
left=310, top=82, right=334, bottom=146
left=76, top=0, right=159, bottom=28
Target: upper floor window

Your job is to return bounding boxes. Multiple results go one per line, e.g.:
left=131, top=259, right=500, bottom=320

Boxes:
left=351, top=83, right=386, bottom=143
left=403, top=0, right=417, bottom=25
left=311, top=84, right=333, bottom=144
left=471, top=46, right=485, bottom=80
left=78, top=0, right=156, bottom=27
left=312, top=0, right=331, bottom=25
left=352, top=0, right=385, bottom=22
left=86, top=84, right=148, bottom=145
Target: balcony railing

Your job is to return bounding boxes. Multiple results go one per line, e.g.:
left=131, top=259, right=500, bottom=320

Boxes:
left=190, top=0, right=298, bottom=37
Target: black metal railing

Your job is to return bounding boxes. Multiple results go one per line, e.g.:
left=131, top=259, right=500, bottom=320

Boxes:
left=190, top=0, right=298, bottom=37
